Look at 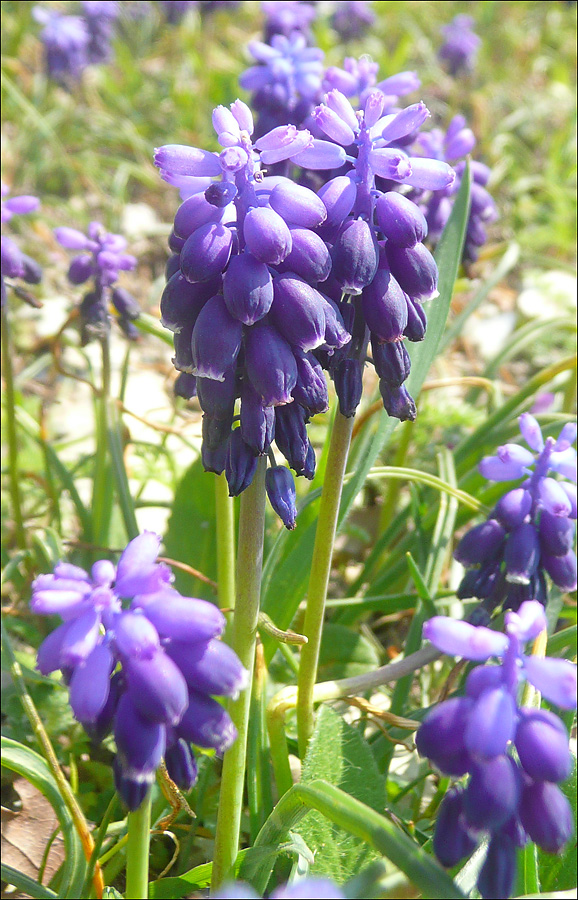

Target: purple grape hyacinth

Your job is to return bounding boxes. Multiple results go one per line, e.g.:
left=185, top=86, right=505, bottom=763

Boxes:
left=416, top=600, right=576, bottom=899
left=33, top=7, right=91, bottom=82
left=261, top=1, right=317, bottom=43
left=155, top=99, right=351, bottom=527
left=412, top=115, right=498, bottom=264
left=81, top=1, right=119, bottom=64
left=1, top=183, right=42, bottom=306
left=456, top=414, right=577, bottom=617
left=31, top=532, right=247, bottom=810
left=330, top=1, right=375, bottom=42
left=292, top=83, right=454, bottom=420
left=438, top=15, right=481, bottom=77
left=55, top=221, right=139, bottom=343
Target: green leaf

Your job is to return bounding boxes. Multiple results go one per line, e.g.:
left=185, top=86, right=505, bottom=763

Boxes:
left=0, top=865, right=58, bottom=899
left=162, top=458, right=219, bottom=600
left=102, top=888, right=124, bottom=899
left=1, top=737, right=87, bottom=900
left=538, top=755, right=577, bottom=892
left=294, top=705, right=386, bottom=882
left=318, top=624, right=380, bottom=681
left=149, top=847, right=256, bottom=898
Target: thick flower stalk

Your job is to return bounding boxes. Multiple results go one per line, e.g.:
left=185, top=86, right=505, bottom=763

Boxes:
left=239, top=33, right=325, bottom=136
left=55, top=221, right=139, bottom=344
left=438, top=14, right=481, bottom=76
left=31, top=532, right=247, bottom=810
left=294, top=85, right=455, bottom=420
left=155, top=99, right=351, bottom=528
left=33, top=7, right=91, bottom=82
left=1, top=183, right=42, bottom=304
left=412, top=115, right=498, bottom=263
left=417, top=600, right=576, bottom=900
left=455, top=414, right=577, bottom=617
left=81, top=0, right=119, bottom=65
left=213, top=877, right=344, bottom=899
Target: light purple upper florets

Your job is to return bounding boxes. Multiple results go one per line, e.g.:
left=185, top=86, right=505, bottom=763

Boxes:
left=438, top=14, right=481, bottom=76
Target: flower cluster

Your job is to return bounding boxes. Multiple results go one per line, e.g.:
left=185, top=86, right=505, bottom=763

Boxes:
left=82, top=1, right=119, bottom=65
left=455, top=414, right=577, bottom=617
left=416, top=601, right=576, bottom=900
left=213, top=877, right=344, bottom=899
left=1, top=184, right=42, bottom=305
left=33, top=6, right=91, bottom=82
left=322, top=57, right=419, bottom=109
left=296, top=85, right=454, bottom=420
left=31, top=533, right=246, bottom=810
left=330, top=1, right=375, bottom=42
left=55, top=221, right=139, bottom=344
left=412, top=115, right=498, bottom=264
left=240, top=32, right=325, bottom=136
left=261, top=1, right=318, bottom=43
left=438, top=14, right=481, bottom=76
left=155, top=99, right=351, bottom=527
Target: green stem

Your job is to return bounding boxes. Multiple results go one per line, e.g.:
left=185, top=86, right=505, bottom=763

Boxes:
left=267, top=705, right=294, bottom=800
left=211, top=457, right=267, bottom=889
left=249, top=780, right=465, bottom=899
left=92, top=337, right=112, bottom=545
left=296, top=412, right=354, bottom=757
left=215, top=472, right=236, bottom=610
left=125, top=791, right=152, bottom=900
left=1, top=304, right=26, bottom=549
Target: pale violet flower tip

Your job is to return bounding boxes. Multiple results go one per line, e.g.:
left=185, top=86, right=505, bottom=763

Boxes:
left=212, top=105, right=240, bottom=139
left=377, top=71, right=421, bottom=96
left=423, top=617, right=509, bottom=661
left=554, top=422, right=578, bottom=452
left=379, top=102, right=430, bottom=144
left=154, top=145, right=222, bottom=178
left=114, top=531, right=162, bottom=597
left=54, top=227, right=92, bottom=250
left=538, top=477, right=573, bottom=516
left=230, top=99, right=254, bottom=135
left=549, top=447, right=577, bottom=483
left=403, top=158, right=456, bottom=191
left=519, top=412, right=545, bottom=452
left=522, top=656, right=577, bottom=710
left=505, top=600, right=547, bottom=643
left=290, top=139, right=347, bottom=171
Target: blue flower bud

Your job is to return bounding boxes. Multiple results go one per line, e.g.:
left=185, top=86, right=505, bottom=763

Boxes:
left=454, top=519, right=506, bottom=566
left=202, top=437, right=228, bottom=475
left=166, top=638, right=249, bottom=699
left=205, top=181, right=237, bottom=208
left=270, top=274, right=327, bottom=352
left=240, top=380, right=275, bottom=454
left=60, top=608, right=101, bottom=667
left=136, top=589, right=226, bottom=644
left=433, top=787, right=478, bottom=868
left=168, top=230, right=185, bottom=253
left=362, top=259, right=408, bottom=342
left=504, top=522, right=540, bottom=584
left=114, top=693, right=166, bottom=778
left=203, top=413, right=233, bottom=451
left=244, top=206, right=292, bottom=265
left=538, top=477, right=574, bottom=517
left=68, top=254, right=93, bottom=285
left=465, top=664, right=505, bottom=699
left=515, top=708, right=572, bottom=783
left=226, top=429, right=258, bottom=496
left=165, top=738, right=198, bottom=791
left=464, top=756, right=521, bottom=830
left=113, top=758, right=151, bottom=812
left=223, top=252, right=273, bottom=325
left=319, top=294, right=352, bottom=350
left=268, top=181, right=327, bottom=228
left=177, top=689, right=237, bottom=753
left=292, top=350, right=328, bottom=415
left=192, top=295, right=243, bottom=381
left=477, top=833, right=517, bottom=900
left=69, top=642, right=113, bottom=724
left=379, top=383, right=416, bottom=422
left=125, top=650, right=188, bottom=726
left=334, top=358, right=364, bottom=418
left=403, top=296, right=427, bottom=341
left=542, top=549, right=578, bottom=592
left=165, top=253, right=181, bottom=281
left=386, top=243, right=438, bottom=302
left=244, top=320, right=298, bottom=406
left=174, top=372, right=197, bottom=400
left=519, top=780, right=574, bottom=853
left=197, top=368, right=237, bottom=419
left=332, top=218, right=379, bottom=295
left=160, top=272, right=217, bottom=334
left=539, top=509, right=576, bottom=557
left=180, top=223, right=233, bottom=283
left=415, top=697, right=474, bottom=776
left=457, top=560, right=502, bottom=600
left=317, top=176, right=357, bottom=228
left=173, top=194, right=223, bottom=239
left=372, top=339, right=411, bottom=387
left=424, top=616, right=508, bottom=661
left=465, top=686, right=516, bottom=760
left=113, top=611, right=160, bottom=660
left=375, top=192, right=428, bottom=247
left=274, top=403, right=309, bottom=473
left=284, top=228, right=332, bottom=283
left=522, top=655, right=577, bottom=709
left=266, top=465, right=297, bottom=530
left=494, top=488, right=532, bottom=530
left=111, top=287, right=140, bottom=321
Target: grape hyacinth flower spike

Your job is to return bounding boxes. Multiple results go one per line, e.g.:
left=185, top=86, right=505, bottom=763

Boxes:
left=416, top=600, right=576, bottom=899
left=438, top=14, right=481, bottom=76
left=261, top=1, right=318, bottom=43
left=55, top=221, right=139, bottom=343
left=31, top=532, right=247, bottom=810
left=455, top=413, right=577, bottom=617
left=81, top=1, right=119, bottom=65
left=330, top=1, right=376, bottom=42
left=413, top=115, right=498, bottom=264
left=33, top=7, right=91, bottom=83
left=1, top=183, right=42, bottom=306
left=290, top=85, right=455, bottom=420
left=155, top=98, right=352, bottom=527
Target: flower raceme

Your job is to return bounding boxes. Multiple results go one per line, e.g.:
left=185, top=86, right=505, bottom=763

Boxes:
left=155, top=98, right=351, bottom=527
left=455, top=414, right=577, bottom=616
left=55, top=221, right=140, bottom=343
left=1, top=183, right=42, bottom=304
left=416, top=600, right=576, bottom=900
left=31, top=532, right=247, bottom=811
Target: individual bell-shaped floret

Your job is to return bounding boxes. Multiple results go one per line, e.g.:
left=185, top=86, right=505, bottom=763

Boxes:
left=292, top=350, right=329, bottom=415
left=173, top=373, right=197, bottom=403
left=433, top=787, right=478, bottom=868
left=114, top=693, right=166, bottom=780
left=361, top=257, right=408, bottom=343
left=331, top=218, right=379, bottom=295
left=463, top=756, right=521, bottom=830
left=135, top=588, right=226, bottom=644
left=166, top=638, right=249, bottom=700
left=334, top=358, right=364, bottom=419
left=284, top=228, right=332, bottom=283
left=124, top=649, right=189, bottom=726
left=542, top=549, right=578, bottom=592
left=518, top=780, right=574, bottom=853
left=386, top=242, right=438, bottom=302
left=454, top=518, right=506, bottom=566
left=266, top=465, right=297, bottom=530
left=317, top=176, right=357, bottom=228
left=268, top=180, right=327, bottom=228
left=415, top=697, right=473, bottom=776
left=191, top=294, right=243, bottom=382
left=244, top=320, right=298, bottom=406
left=375, top=192, right=428, bottom=247
left=464, top=686, right=516, bottom=760
left=494, top=488, right=532, bottom=530
left=515, top=708, right=572, bottom=783
left=180, top=222, right=233, bottom=283
left=226, top=428, right=258, bottom=497
left=539, top=510, right=576, bottom=557
left=240, top=380, right=275, bottom=455
left=223, top=252, right=274, bottom=325
left=243, top=206, right=292, bottom=265
left=274, top=403, right=310, bottom=475
left=404, top=295, right=427, bottom=342
left=164, top=737, right=198, bottom=792
left=372, top=339, right=412, bottom=388
left=504, top=522, right=540, bottom=585
left=69, top=641, right=113, bottom=725
left=197, top=368, right=237, bottom=420
left=477, top=832, right=518, bottom=900
left=379, top=383, right=416, bottom=422
left=269, top=274, right=328, bottom=352
left=177, top=690, right=237, bottom=754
